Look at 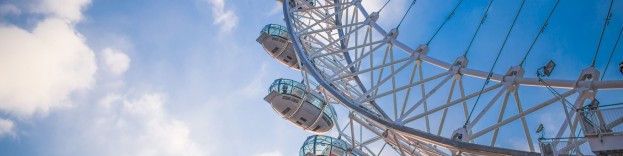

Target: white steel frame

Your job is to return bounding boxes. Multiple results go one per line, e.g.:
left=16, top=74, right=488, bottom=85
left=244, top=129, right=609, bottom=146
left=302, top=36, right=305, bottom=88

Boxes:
left=281, top=0, right=623, bottom=155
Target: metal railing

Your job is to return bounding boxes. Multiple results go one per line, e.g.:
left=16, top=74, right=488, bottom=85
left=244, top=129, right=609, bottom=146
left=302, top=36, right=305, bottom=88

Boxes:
left=539, top=138, right=592, bottom=155
left=577, top=103, right=623, bottom=136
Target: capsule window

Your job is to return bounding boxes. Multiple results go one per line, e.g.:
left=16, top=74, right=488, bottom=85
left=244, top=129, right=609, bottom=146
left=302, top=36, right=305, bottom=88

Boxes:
left=282, top=107, right=291, bottom=114
left=296, top=121, right=303, bottom=125
left=322, top=115, right=332, bottom=126
left=300, top=117, right=307, bottom=122
left=283, top=59, right=289, bottom=63
left=271, top=47, right=280, bottom=53
left=312, top=125, right=321, bottom=131
left=286, top=56, right=293, bottom=60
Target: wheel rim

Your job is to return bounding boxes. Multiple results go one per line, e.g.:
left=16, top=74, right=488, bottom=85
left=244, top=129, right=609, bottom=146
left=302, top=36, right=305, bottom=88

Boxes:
left=281, top=0, right=623, bottom=155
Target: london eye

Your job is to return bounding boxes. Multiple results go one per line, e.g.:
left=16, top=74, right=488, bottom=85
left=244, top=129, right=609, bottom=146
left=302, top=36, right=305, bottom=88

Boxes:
left=257, top=0, right=623, bottom=155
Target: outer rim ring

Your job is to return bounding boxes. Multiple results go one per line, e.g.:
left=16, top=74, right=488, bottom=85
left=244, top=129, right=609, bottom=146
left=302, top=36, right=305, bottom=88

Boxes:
left=281, top=0, right=623, bottom=155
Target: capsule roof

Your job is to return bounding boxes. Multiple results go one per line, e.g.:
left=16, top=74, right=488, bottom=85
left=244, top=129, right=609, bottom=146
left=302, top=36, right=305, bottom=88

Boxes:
left=269, top=78, right=305, bottom=93
left=300, top=135, right=348, bottom=156
left=282, top=0, right=316, bottom=13
left=261, top=24, right=289, bottom=40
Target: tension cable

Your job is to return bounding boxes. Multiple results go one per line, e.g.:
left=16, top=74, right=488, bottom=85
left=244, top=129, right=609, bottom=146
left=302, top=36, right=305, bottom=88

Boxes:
left=466, top=0, right=525, bottom=126
left=519, top=0, right=560, bottom=67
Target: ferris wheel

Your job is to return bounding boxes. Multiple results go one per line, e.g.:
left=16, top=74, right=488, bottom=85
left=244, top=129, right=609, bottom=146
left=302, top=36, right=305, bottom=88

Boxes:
left=258, top=0, right=623, bottom=155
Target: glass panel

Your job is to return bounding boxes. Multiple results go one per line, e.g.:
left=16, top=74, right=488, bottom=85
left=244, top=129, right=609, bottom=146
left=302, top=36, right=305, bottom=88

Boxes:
left=288, top=0, right=317, bottom=10
left=268, top=79, right=334, bottom=124
left=300, top=135, right=348, bottom=156
left=261, top=24, right=289, bottom=39
left=322, top=107, right=334, bottom=122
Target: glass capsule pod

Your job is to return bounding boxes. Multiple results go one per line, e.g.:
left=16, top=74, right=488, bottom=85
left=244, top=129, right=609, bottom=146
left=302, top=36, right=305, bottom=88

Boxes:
left=256, top=24, right=300, bottom=70
left=300, top=135, right=367, bottom=156
left=264, top=78, right=334, bottom=133
left=278, top=0, right=316, bottom=13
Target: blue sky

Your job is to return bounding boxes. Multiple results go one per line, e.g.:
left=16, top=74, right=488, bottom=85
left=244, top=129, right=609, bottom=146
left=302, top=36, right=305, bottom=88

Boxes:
left=0, top=0, right=621, bottom=155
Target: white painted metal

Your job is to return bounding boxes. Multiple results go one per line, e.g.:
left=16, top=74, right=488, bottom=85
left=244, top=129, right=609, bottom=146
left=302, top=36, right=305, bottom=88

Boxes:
left=272, top=0, right=623, bottom=155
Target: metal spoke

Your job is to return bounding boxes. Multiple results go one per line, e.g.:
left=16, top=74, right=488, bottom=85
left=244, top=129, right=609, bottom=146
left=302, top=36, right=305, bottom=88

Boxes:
left=400, top=75, right=453, bottom=121
left=403, top=83, right=503, bottom=124
left=468, top=90, right=575, bottom=140
left=514, top=91, right=535, bottom=152
left=276, top=0, right=623, bottom=155
left=490, top=91, right=511, bottom=146
left=438, top=79, right=457, bottom=136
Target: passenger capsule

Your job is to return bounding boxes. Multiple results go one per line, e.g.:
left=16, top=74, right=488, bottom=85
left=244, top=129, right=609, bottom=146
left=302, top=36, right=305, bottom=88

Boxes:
left=257, top=24, right=300, bottom=70
left=264, top=79, right=334, bottom=133
left=300, top=135, right=367, bottom=156
left=278, top=0, right=316, bottom=13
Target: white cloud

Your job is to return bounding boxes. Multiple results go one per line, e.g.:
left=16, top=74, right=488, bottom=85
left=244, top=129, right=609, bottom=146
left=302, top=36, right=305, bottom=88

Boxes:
left=0, top=118, right=15, bottom=138
left=1, top=0, right=207, bottom=155
left=0, top=17, right=97, bottom=118
left=33, top=0, right=91, bottom=22
left=255, top=151, right=283, bottom=156
left=101, top=48, right=130, bottom=76
left=208, top=0, right=239, bottom=33
left=66, top=93, right=207, bottom=156
left=0, top=4, right=21, bottom=17
left=361, top=0, right=406, bottom=25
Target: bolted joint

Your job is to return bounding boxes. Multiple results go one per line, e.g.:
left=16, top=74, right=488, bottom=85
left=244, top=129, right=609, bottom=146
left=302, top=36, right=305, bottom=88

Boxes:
left=365, top=12, right=379, bottom=24
left=415, top=44, right=429, bottom=55
left=450, top=56, right=468, bottom=74
left=382, top=129, right=389, bottom=138
left=574, top=66, right=600, bottom=90
left=386, top=28, right=399, bottom=39
left=452, top=127, right=469, bottom=142
left=394, top=119, right=404, bottom=126
left=452, top=74, right=463, bottom=80
left=502, top=65, right=524, bottom=91
left=504, top=66, right=525, bottom=91
left=453, top=56, right=468, bottom=68
left=414, top=54, right=422, bottom=65
left=577, top=67, right=600, bottom=82
left=505, top=65, right=525, bottom=77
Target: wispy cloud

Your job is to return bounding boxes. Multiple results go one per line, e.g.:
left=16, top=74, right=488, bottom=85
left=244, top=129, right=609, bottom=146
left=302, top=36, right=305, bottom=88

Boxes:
left=0, top=4, right=21, bottom=17
left=0, top=118, right=15, bottom=138
left=208, top=0, right=239, bottom=33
